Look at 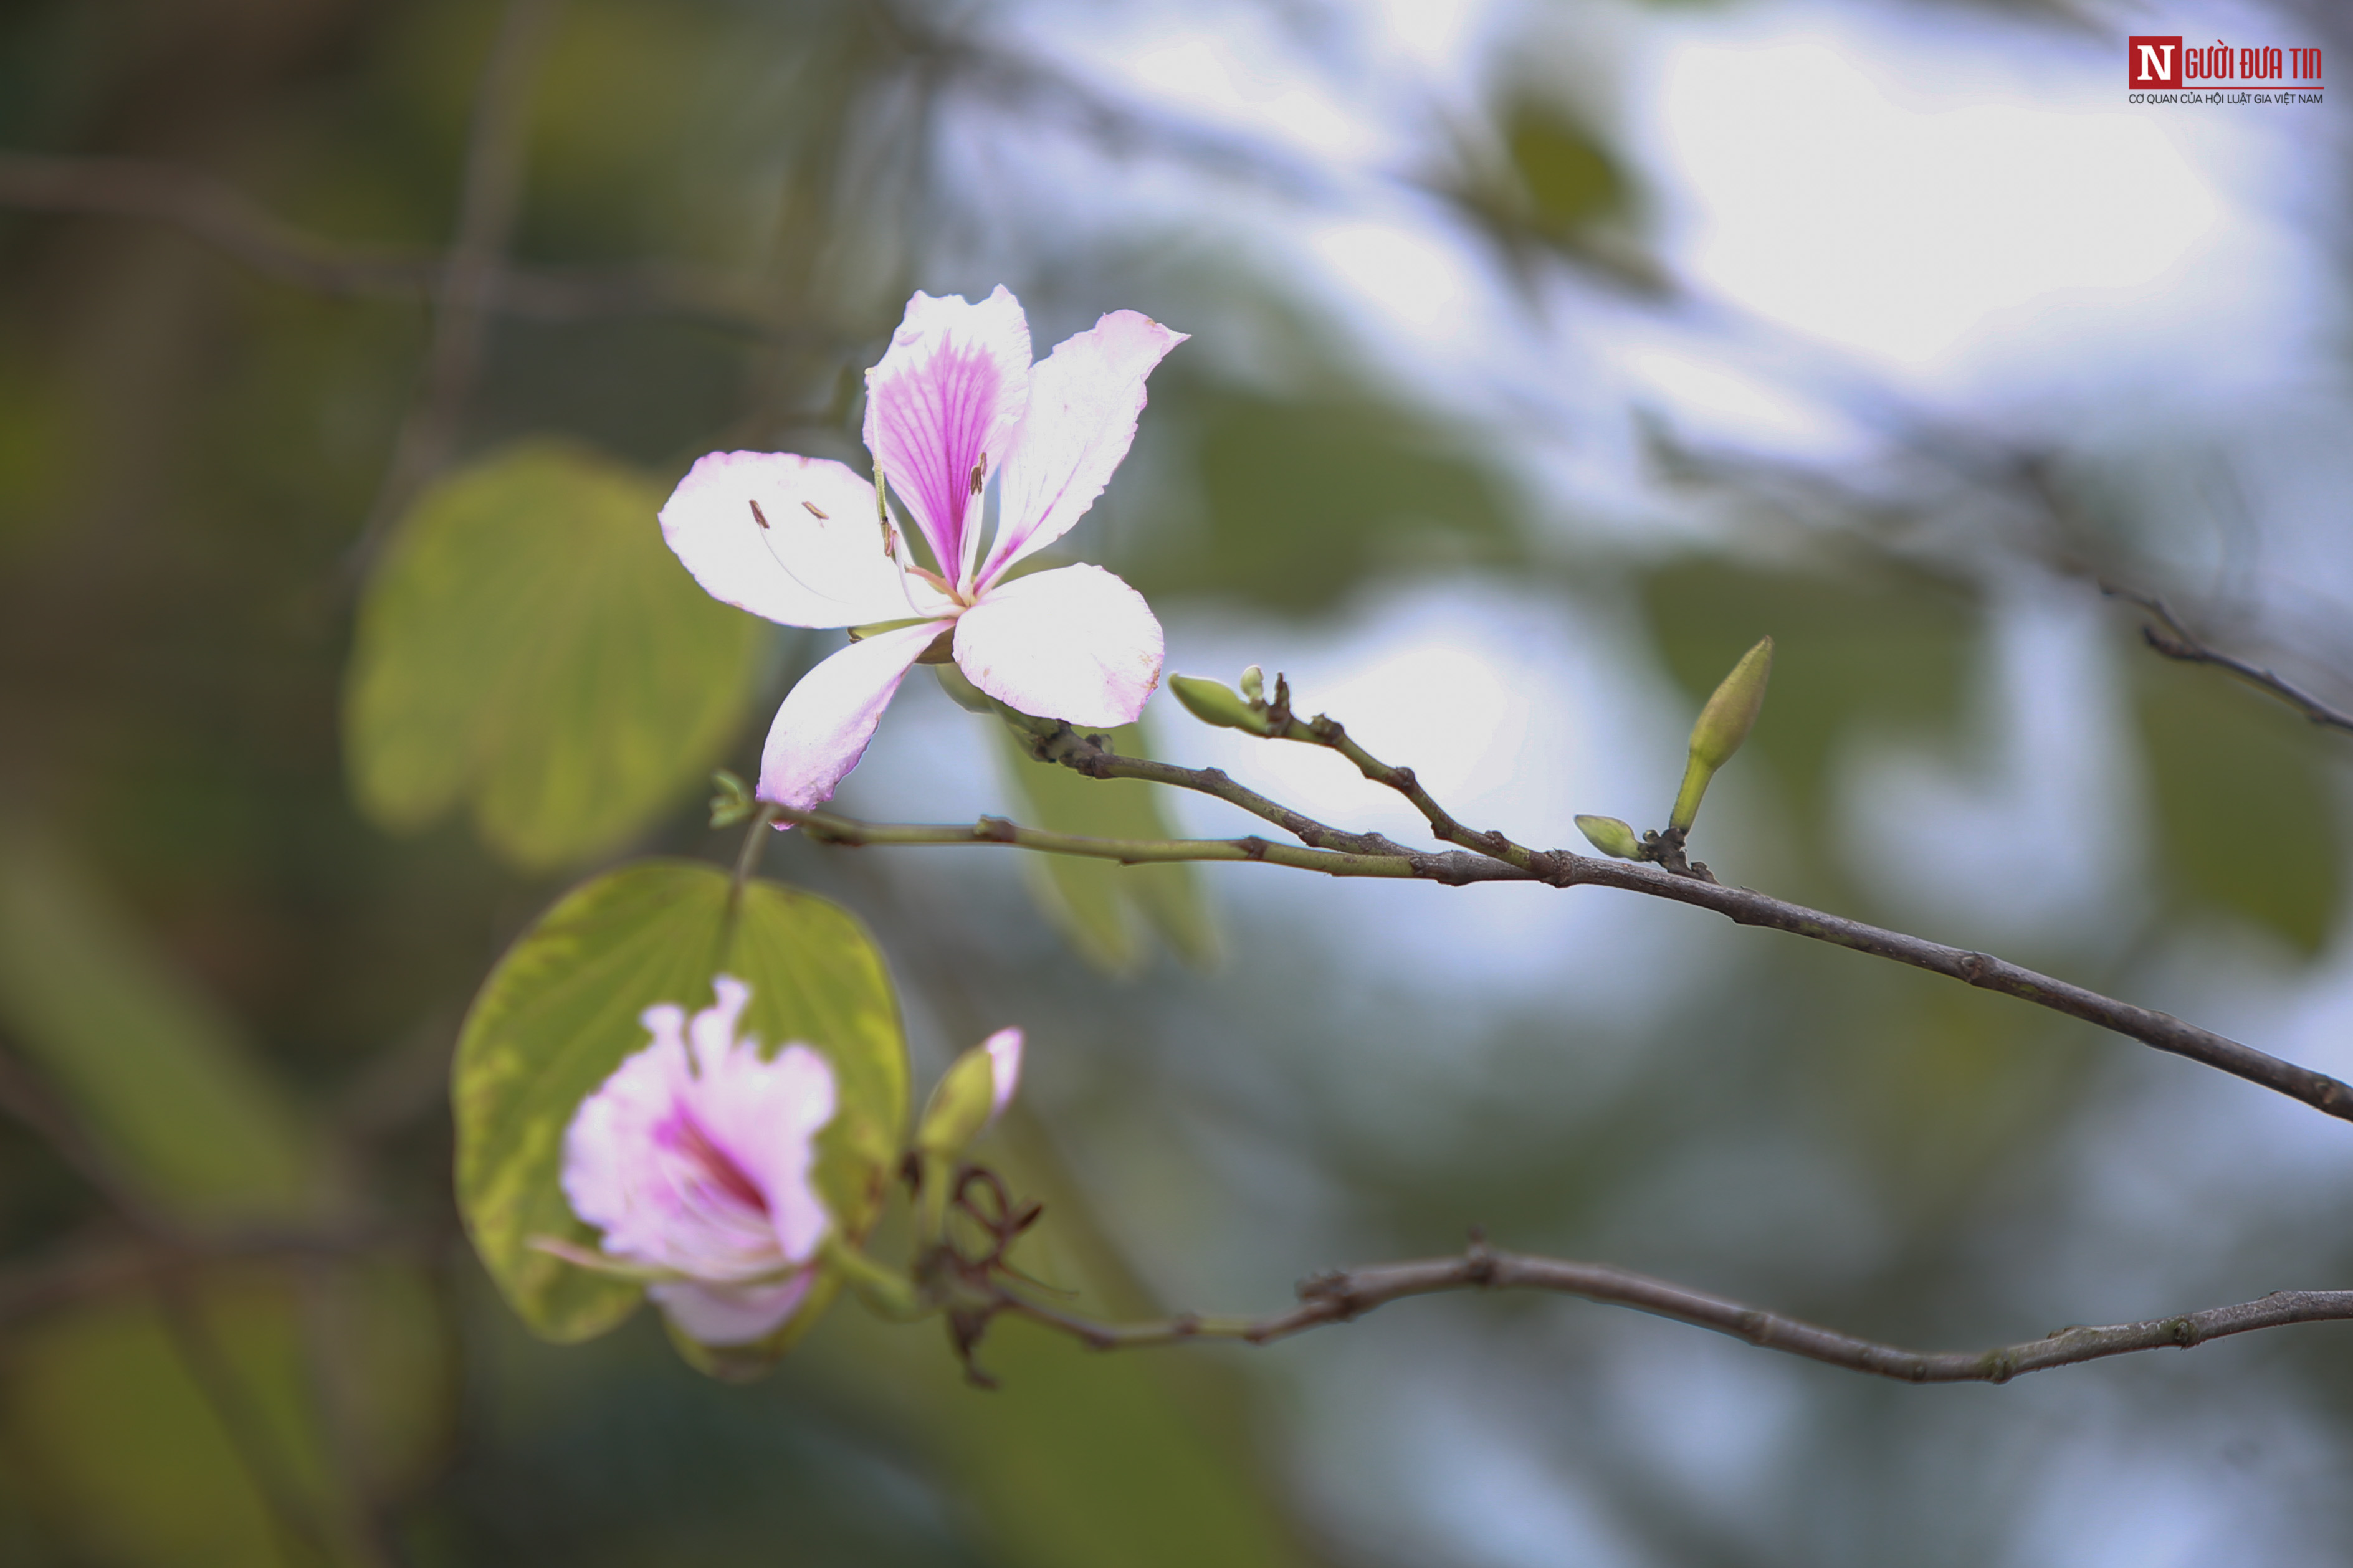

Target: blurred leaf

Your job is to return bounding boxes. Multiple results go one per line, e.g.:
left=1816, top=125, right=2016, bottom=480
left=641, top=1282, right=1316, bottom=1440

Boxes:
left=813, top=1109, right=1305, bottom=1568
left=2138, top=658, right=2342, bottom=953
left=454, top=860, right=907, bottom=1365
left=992, top=716, right=1218, bottom=974
left=344, top=439, right=764, bottom=872
left=1643, top=559, right=1976, bottom=851
left=0, top=1261, right=447, bottom=1568
left=0, top=820, right=313, bottom=1223
left=894, top=1317, right=1301, bottom=1568
left=0, top=344, right=75, bottom=565
left=1502, top=99, right=1630, bottom=241
left=1135, top=390, right=1518, bottom=613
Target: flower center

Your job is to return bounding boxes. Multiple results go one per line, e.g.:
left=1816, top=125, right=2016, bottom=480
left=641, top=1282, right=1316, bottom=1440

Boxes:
left=662, top=1111, right=768, bottom=1215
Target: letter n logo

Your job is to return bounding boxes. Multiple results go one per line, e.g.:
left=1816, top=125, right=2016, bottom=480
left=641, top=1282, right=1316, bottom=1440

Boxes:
left=2128, top=35, right=2182, bottom=87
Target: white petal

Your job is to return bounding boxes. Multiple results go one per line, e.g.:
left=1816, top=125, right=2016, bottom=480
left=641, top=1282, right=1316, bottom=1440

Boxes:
left=862, top=288, right=1033, bottom=590
left=952, top=564, right=1163, bottom=728
left=756, top=620, right=948, bottom=810
left=984, top=311, right=1186, bottom=586
left=660, top=452, right=932, bottom=629
left=981, top=1027, right=1023, bottom=1123
left=651, top=1273, right=816, bottom=1346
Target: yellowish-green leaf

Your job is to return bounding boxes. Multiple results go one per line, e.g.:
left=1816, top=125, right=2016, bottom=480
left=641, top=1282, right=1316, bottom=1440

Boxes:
left=994, top=718, right=1219, bottom=974
left=453, top=860, right=907, bottom=1366
left=344, top=439, right=764, bottom=872
left=0, top=819, right=313, bottom=1222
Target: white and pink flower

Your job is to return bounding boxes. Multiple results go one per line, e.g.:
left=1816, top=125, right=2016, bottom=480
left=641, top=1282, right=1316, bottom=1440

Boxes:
left=561, top=976, right=836, bottom=1346
left=659, top=287, right=1186, bottom=811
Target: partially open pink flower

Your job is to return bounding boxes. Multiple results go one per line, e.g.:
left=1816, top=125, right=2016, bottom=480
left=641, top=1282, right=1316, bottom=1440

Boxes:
left=661, top=287, right=1186, bottom=811
left=561, top=976, right=836, bottom=1346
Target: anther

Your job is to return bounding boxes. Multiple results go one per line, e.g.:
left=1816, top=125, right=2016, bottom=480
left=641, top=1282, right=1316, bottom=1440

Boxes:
left=748, top=500, right=771, bottom=530
left=803, top=501, right=828, bottom=520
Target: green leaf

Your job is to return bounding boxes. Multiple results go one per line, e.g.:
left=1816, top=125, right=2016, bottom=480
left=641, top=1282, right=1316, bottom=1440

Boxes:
left=453, top=860, right=908, bottom=1366
left=344, top=439, right=765, bottom=872
left=1130, top=390, right=1519, bottom=614
left=0, top=820, right=313, bottom=1223
left=1502, top=99, right=1630, bottom=240
left=0, top=1260, right=447, bottom=1568
left=993, top=718, right=1219, bottom=974
left=2138, top=658, right=2342, bottom=954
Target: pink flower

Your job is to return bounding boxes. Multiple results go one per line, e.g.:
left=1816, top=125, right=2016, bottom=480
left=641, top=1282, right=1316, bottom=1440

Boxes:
left=660, top=287, right=1187, bottom=810
left=561, top=976, right=837, bottom=1346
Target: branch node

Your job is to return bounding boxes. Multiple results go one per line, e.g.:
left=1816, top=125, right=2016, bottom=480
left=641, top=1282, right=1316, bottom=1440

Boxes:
left=975, top=815, right=1019, bottom=844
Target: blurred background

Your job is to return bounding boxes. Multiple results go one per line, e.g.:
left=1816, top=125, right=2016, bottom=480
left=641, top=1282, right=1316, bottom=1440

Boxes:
left=4, top=0, right=2353, bottom=1562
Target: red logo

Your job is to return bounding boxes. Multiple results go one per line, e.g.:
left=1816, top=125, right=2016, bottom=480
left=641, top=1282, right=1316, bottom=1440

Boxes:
left=2129, top=35, right=2184, bottom=87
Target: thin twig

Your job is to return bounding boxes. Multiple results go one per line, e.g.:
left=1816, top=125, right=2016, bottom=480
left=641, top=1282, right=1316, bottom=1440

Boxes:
left=787, top=726, right=2353, bottom=1123
left=998, top=1235, right=2353, bottom=1385
left=781, top=806, right=1430, bottom=878
left=0, top=150, right=784, bottom=328
left=349, top=0, right=566, bottom=571
left=2103, top=582, right=2353, bottom=736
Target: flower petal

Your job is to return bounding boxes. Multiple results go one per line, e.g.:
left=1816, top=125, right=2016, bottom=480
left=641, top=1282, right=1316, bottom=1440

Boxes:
left=659, top=452, right=933, bottom=629
left=983, top=311, right=1186, bottom=586
left=756, top=620, right=948, bottom=810
left=862, top=288, right=1032, bottom=591
left=562, top=1004, right=777, bottom=1280
left=683, top=1037, right=838, bottom=1264
left=981, top=1027, right=1023, bottom=1123
left=952, top=564, right=1163, bottom=727
left=651, top=1273, right=816, bottom=1346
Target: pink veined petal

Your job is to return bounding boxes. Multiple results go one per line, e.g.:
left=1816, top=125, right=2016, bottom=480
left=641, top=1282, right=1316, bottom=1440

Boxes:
left=982, top=311, right=1187, bottom=587
left=659, top=452, right=931, bottom=629
left=561, top=1009, right=778, bottom=1280
left=862, top=288, right=1033, bottom=592
left=685, top=1041, right=837, bottom=1264
left=756, top=620, right=949, bottom=810
left=951, top=564, right=1163, bottom=728
left=650, top=1273, right=817, bottom=1346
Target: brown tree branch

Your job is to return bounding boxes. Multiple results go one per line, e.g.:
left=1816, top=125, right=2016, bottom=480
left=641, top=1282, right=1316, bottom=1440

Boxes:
left=998, top=1234, right=2353, bottom=1385
left=2104, top=581, right=2353, bottom=736
left=787, top=714, right=2353, bottom=1124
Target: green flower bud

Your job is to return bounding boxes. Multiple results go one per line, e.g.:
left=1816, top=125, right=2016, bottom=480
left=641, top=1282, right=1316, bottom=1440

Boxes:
left=933, top=661, right=998, bottom=715
left=1239, top=664, right=1265, bottom=703
left=914, top=1028, right=1023, bottom=1162
left=1671, top=635, right=1773, bottom=832
left=1574, top=814, right=1642, bottom=860
left=1170, top=673, right=1274, bottom=734
left=913, top=1029, right=1024, bottom=1239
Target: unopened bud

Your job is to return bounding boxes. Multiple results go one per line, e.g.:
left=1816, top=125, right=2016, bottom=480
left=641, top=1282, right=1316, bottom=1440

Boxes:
left=708, top=770, right=755, bottom=828
left=915, top=1027, right=1024, bottom=1161
left=913, top=1028, right=1024, bottom=1240
left=1239, top=665, right=1265, bottom=703
left=1671, top=636, right=1773, bottom=832
left=1170, top=674, right=1273, bottom=734
left=933, top=661, right=997, bottom=715
left=1574, top=814, right=1641, bottom=860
